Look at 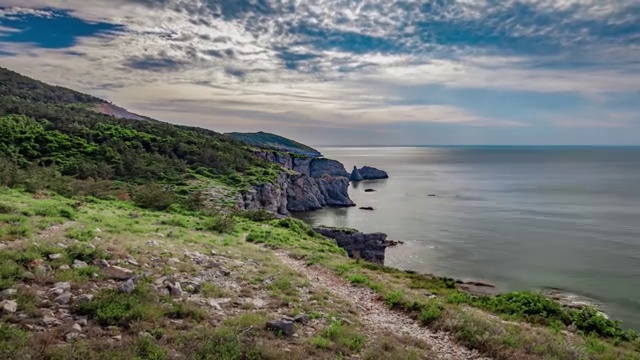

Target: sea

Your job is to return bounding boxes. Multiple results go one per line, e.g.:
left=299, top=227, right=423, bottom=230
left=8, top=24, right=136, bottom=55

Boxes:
left=296, top=146, right=640, bottom=329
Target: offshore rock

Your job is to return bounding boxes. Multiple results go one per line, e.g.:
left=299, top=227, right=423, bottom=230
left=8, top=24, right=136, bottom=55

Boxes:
left=359, top=166, right=389, bottom=180
left=314, top=227, right=387, bottom=265
left=350, top=166, right=364, bottom=182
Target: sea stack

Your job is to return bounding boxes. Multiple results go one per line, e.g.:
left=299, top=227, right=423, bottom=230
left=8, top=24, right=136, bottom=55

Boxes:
left=359, top=166, right=389, bottom=180
left=350, top=166, right=364, bottom=182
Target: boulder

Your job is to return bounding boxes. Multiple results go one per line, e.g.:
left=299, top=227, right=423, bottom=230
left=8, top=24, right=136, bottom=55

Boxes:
left=314, top=227, right=387, bottom=265
left=118, top=279, right=136, bottom=294
left=266, top=320, right=296, bottom=336
left=102, top=266, right=134, bottom=280
left=349, top=166, right=364, bottom=182
left=359, top=166, right=389, bottom=180
left=1, top=300, right=18, bottom=314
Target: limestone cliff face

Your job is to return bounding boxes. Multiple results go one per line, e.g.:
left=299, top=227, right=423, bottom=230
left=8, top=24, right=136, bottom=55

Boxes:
left=313, top=227, right=388, bottom=265
left=240, top=173, right=289, bottom=215
left=242, top=152, right=355, bottom=213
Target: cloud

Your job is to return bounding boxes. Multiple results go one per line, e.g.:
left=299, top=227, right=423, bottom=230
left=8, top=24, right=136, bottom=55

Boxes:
left=0, top=0, right=639, bottom=144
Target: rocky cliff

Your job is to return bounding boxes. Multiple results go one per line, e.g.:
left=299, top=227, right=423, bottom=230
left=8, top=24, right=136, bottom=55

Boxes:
left=313, top=227, right=388, bottom=265
left=242, top=152, right=355, bottom=214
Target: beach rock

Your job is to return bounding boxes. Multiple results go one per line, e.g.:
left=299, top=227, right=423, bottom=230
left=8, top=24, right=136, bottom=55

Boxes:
left=314, top=227, right=387, bottom=265
left=350, top=166, right=364, bottom=182
left=266, top=320, right=296, bottom=336
left=359, top=166, right=389, bottom=180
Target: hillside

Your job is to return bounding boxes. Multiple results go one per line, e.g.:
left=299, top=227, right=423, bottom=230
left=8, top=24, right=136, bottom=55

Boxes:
left=1, top=67, right=639, bottom=360
left=0, top=67, right=279, bottom=191
left=227, top=131, right=322, bottom=158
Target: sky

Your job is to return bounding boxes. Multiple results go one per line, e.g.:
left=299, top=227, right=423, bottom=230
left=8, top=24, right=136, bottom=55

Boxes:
left=0, top=1, right=639, bottom=145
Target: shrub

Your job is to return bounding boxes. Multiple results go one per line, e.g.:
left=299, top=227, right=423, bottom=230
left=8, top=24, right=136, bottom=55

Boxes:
left=571, top=306, right=630, bottom=340
left=385, top=290, right=405, bottom=309
left=473, top=292, right=563, bottom=323
left=75, top=286, right=160, bottom=326
left=65, top=227, right=96, bottom=242
left=201, top=214, right=235, bottom=234
left=132, top=183, right=176, bottom=210
left=419, top=300, right=444, bottom=326
left=234, top=209, right=276, bottom=222
left=0, top=202, right=15, bottom=214
left=348, top=274, right=370, bottom=285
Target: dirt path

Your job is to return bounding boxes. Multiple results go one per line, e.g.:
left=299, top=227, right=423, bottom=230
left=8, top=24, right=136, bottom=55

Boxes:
left=275, top=250, right=491, bottom=360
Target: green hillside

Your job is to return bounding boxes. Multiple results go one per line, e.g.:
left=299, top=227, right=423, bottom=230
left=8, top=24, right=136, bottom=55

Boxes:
left=0, top=67, right=278, bottom=191
left=227, top=131, right=322, bottom=157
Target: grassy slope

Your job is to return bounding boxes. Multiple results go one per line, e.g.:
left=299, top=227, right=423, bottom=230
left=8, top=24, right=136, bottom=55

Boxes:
left=227, top=132, right=322, bottom=157
left=0, top=189, right=638, bottom=360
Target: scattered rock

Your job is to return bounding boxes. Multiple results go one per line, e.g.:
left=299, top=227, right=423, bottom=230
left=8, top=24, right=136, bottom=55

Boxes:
left=314, top=227, right=388, bottom=265
left=247, top=298, right=266, bottom=309
left=76, top=294, right=94, bottom=305
left=1, top=300, right=18, bottom=313
left=168, top=282, right=183, bottom=297
left=0, top=288, right=17, bottom=299
left=294, top=314, right=309, bottom=324
left=138, top=332, right=154, bottom=340
left=65, top=332, right=81, bottom=342
left=76, top=317, right=88, bottom=327
left=73, top=260, right=89, bottom=269
left=54, top=292, right=73, bottom=305
left=145, top=240, right=160, bottom=247
left=167, top=258, right=181, bottom=266
left=27, top=259, right=44, bottom=269
left=428, top=194, right=436, bottom=197
left=42, top=315, right=62, bottom=326
left=364, top=189, right=377, bottom=192
left=72, top=323, right=82, bottom=332
left=58, top=265, right=71, bottom=271
left=126, top=259, right=139, bottom=266
left=118, top=279, right=136, bottom=294
left=54, top=282, right=71, bottom=291
left=102, top=266, right=134, bottom=280
left=385, top=240, right=405, bottom=247
left=266, top=320, right=296, bottom=337
left=48, top=253, right=64, bottom=260
left=359, top=206, right=375, bottom=211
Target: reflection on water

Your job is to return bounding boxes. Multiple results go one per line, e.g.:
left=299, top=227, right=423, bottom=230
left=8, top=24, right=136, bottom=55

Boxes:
left=296, top=146, right=640, bottom=329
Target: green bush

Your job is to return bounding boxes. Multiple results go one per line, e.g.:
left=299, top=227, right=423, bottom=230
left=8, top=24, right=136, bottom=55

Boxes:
left=234, top=209, right=276, bottom=222
left=132, top=183, right=176, bottom=211
left=201, top=214, right=235, bottom=234
left=571, top=306, right=630, bottom=340
left=65, top=227, right=96, bottom=242
left=473, top=292, right=563, bottom=323
left=419, top=300, right=444, bottom=326
left=75, top=286, right=160, bottom=326
left=0, top=202, right=15, bottom=214
left=348, top=274, right=370, bottom=285
left=385, top=290, right=405, bottom=309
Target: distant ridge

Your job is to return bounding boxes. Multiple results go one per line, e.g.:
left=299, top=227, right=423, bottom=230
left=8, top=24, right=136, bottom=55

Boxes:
left=227, top=131, right=322, bottom=157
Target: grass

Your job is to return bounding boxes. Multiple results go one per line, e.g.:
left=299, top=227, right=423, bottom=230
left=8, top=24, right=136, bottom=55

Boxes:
left=0, top=188, right=639, bottom=360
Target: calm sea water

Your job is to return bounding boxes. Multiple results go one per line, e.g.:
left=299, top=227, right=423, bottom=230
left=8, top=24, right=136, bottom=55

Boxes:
left=296, top=147, right=640, bottom=329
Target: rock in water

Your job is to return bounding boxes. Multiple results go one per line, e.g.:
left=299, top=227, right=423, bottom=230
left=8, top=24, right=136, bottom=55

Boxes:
left=350, top=166, right=364, bottom=182
left=364, top=189, right=376, bottom=192
left=266, top=320, right=296, bottom=336
left=359, top=206, right=375, bottom=211
left=359, top=166, right=389, bottom=180
left=314, top=227, right=387, bottom=265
